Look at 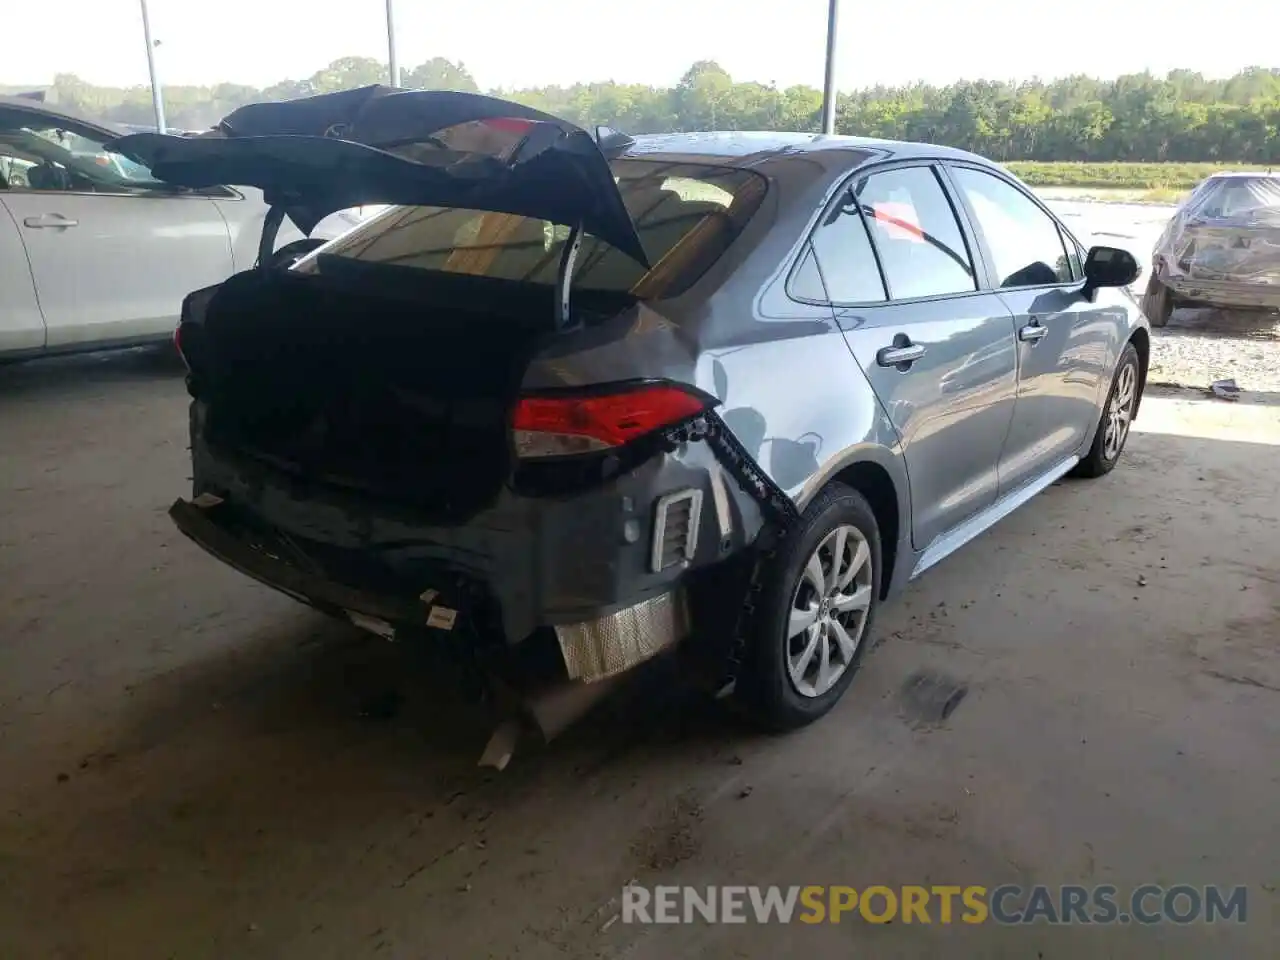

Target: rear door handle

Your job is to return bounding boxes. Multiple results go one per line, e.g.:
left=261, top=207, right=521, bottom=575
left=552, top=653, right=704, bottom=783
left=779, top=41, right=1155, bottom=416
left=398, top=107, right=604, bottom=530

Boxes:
left=1018, top=318, right=1048, bottom=343
left=877, top=340, right=926, bottom=368
left=23, top=213, right=79, bottom=228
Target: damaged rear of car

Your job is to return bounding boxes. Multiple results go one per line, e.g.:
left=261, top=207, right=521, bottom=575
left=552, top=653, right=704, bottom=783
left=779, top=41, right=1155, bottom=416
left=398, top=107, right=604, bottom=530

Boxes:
left=1144, top=172, right=1280, bottom=325
left=114, top=88, right=779, bottom=750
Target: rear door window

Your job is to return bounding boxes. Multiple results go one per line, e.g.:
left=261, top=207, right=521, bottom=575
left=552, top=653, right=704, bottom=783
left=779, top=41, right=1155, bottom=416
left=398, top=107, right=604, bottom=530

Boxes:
left=789, top=246, right=831, bottom=302
left=852, top=166, right=977, bottom=300
left=805, top=190, right=887, bottom=303
left=949, top=166, right=1073, bottom=288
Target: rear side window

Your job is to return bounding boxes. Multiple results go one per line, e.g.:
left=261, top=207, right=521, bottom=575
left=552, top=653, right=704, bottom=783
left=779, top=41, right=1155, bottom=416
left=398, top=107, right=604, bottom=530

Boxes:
left=789, top=246, right=830, bottom=301
left=949, top=166, right=1072, bottom=288
left=294, top=159, right=767, bottom=300
left=852, top=166, right=976, bottom=300
left=806, top=192, right=887, bottom=303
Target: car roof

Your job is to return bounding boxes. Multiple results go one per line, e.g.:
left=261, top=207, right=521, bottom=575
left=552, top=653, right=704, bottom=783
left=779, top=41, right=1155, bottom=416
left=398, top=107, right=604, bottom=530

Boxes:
left=0, top=95, right=120, bottom=135
left=618, top=130, right=992, bottom=171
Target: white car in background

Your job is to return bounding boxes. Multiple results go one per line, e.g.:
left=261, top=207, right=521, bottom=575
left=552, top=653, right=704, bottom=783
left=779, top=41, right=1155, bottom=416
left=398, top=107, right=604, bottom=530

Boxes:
left=0, top=95, right=369, bottom=360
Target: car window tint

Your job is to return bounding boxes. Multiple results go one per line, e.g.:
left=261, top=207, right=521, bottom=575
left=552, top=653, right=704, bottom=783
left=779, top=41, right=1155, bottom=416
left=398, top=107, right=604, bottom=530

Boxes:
left=0, top=109, right=162, bottom=194
left=949, top=166, right=1072, bottom=288
left=853, top=166, right=976, bottom=300
left=808, top=193, right=887, bottom=302
left=790, top=245, right=829, bottom=301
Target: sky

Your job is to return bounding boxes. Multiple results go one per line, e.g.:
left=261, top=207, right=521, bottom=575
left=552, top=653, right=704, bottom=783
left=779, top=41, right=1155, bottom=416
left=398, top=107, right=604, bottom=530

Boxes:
left=6, top=0, right=1277, bottom=92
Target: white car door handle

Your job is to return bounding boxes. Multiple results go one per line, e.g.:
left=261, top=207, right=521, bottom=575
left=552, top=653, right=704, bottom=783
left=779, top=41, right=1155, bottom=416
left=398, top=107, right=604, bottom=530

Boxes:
left=23, top=214, right=79, bottom=228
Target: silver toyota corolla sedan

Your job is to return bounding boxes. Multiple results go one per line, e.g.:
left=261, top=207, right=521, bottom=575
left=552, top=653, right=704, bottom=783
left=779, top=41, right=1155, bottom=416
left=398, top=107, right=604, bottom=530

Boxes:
left=118, top=89, right=1149, bottom=737
left=0, top=95, right=368, bottom=360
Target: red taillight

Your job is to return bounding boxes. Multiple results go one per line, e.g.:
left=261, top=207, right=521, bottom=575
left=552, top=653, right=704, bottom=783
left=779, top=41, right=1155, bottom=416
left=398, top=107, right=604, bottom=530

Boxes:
left=513, top=384, right=710, bottom=459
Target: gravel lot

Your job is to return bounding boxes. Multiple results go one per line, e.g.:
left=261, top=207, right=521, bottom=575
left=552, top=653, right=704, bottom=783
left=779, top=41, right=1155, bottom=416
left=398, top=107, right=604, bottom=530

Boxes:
left=1, top=200, right=1277, bottom=959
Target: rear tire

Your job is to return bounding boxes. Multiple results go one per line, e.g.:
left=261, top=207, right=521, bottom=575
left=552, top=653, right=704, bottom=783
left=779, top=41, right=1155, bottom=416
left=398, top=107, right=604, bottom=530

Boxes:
left=1073, top=342, right=1141, bottom=479
left=734, top=483, right=881, bottom=732
left=1142, top=274, right=1174, bottom=327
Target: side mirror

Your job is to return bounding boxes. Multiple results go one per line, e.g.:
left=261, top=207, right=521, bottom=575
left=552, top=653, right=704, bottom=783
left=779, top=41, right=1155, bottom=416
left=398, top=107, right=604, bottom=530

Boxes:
left=1082, top=245, right=1140, bottom=297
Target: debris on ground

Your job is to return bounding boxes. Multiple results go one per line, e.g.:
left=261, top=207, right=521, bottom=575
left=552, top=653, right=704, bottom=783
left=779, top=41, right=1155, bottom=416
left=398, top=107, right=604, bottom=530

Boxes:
left=478, top=720, right=521, bottom=771
left=1209, top=378, right=1241, bottom=401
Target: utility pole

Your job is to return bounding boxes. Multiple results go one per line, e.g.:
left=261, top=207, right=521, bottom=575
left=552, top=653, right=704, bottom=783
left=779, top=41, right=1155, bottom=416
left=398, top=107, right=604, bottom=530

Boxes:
left=139, top=0, right=166, bottom=132
left=821, top=0, right=839, bottom=134
left=385, top=0, right=401, bottom=86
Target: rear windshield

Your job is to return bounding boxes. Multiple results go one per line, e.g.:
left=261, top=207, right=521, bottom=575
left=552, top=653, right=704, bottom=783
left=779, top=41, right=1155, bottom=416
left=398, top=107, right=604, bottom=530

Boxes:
left=292, top=159, right=767, bottom=299
left=1187, top=176, right=1280, bottom=222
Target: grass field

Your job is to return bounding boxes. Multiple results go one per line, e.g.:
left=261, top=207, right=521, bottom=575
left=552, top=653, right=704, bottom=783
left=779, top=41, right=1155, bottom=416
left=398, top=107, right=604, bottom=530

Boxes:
left=1007, top=161, right=1274, bottom=192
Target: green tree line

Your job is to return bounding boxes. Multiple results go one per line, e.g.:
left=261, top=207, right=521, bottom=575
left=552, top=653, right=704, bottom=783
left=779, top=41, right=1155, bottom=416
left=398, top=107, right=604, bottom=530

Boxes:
left=9, top=58, right=1280, bottom=163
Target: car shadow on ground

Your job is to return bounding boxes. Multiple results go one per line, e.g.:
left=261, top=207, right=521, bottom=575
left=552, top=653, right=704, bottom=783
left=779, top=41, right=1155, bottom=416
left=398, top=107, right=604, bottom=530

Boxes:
left=1147, top=382, right=1280, bottom=407
left=4, top=402, right=1280, bottom=958
left=0, top=344, right=185, bottom=401
left=1164, top=305, right=1280, bottom=340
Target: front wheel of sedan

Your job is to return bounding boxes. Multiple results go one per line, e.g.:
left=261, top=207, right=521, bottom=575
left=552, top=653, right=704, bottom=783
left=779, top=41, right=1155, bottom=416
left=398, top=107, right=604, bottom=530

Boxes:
left=735, top=483, right=881, bottom=731
left=1073, top=342, right=1142, bottom=479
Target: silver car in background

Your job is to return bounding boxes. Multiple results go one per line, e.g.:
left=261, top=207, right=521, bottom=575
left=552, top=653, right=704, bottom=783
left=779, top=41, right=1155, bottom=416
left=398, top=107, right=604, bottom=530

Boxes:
left=0, top=96, right=368, bottom=360
left=1144, top=171, right=1280, bottom=325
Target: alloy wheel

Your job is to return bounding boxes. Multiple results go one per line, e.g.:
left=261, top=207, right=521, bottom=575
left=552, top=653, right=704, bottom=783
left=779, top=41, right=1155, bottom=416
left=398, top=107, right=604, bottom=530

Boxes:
left=1103, top=361, right=1137, bottom=461
left=786, top=524, right=874, bottom=698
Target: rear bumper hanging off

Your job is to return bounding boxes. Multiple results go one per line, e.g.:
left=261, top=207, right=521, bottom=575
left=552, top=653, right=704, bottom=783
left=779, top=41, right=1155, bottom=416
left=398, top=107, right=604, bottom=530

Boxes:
left=169, top=495, right=690, bottom=681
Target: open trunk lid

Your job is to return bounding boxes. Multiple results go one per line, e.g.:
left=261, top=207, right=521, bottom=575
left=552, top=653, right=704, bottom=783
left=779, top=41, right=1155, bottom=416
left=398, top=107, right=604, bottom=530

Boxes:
left=110, top=87, right=648, bottom=266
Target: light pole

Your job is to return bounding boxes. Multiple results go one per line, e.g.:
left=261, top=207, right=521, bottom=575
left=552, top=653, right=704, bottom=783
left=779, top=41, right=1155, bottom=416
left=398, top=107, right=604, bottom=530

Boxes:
left=139, top=0, right=166, bottom=132
left=820, top=0, right=839, bottom=134
left=385, top=0, right=401, bottom=86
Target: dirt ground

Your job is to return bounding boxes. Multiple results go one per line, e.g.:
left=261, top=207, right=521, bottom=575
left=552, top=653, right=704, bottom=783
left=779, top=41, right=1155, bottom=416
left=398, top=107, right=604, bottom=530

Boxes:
left=1, top=335, right=1278, bottom=958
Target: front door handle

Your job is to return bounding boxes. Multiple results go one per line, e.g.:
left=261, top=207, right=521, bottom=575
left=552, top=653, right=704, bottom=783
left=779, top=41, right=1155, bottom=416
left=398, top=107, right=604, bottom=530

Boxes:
left=23, top=213, right=79, bottom=228
left=877, top=340, right=926, bottom=368
left=1018, top=318, right=1048, bottom=343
